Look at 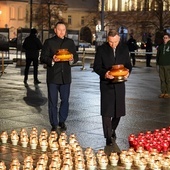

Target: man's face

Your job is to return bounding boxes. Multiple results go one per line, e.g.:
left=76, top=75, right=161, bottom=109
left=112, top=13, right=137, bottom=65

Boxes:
left=108, top=35, right=120, bottom=48
left=54, top=24, right=66, bottom=39
left=163, top=35, right=170, bottom=44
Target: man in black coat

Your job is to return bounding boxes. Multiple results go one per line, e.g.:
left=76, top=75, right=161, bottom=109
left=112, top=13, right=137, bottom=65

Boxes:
left=23, top=28, right=42, bottom=85
left=93, top=29, right=132, bottom=146
left=145, top=37, right=153, bottom=67
left=40, top=21, right=78, bottom=132
left=127, top=35, right=138, bottom=67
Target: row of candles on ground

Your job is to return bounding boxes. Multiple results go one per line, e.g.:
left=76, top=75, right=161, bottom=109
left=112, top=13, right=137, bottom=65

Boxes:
left=128, top=127, right=170, bottom=153
left=1, top=146, right=170, bottom=170
left=1, top=128, right=170, bottom=170
left=0, top=127, right=121, bottom=170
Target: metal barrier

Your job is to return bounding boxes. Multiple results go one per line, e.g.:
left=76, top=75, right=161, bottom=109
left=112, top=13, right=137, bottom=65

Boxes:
left=0, top=51, right=5, bottom=74
left=77, top=50, right=95, bottom=70
left=0, top=51, right=14, bottom=75
left=130, top=51, right=157, bottom=56
left=76, top=50, right=158, bottom=70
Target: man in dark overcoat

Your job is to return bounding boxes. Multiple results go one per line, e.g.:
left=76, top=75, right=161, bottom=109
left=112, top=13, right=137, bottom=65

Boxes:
left=145, top=37, right=153, bottom=67
left=93, top=29, right=132, bottom=146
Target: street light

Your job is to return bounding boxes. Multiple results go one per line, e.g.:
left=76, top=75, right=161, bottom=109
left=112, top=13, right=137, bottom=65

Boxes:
left=0, top=9, right=2, bottom=27
left=101, top=0, right=104, bottom=31
left=30, top=0, right=33, bottom=28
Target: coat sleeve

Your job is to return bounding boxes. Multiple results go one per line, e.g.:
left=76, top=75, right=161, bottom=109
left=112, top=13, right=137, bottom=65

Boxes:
left=93, top=46, right=108, bottom=79
left=68, top=39, right=79, bottom=64
left=36, top=38, right=43, bottom=50
left=156, top=46, right=161, bottom=65
left=40, top=40, right=53, bottom=67
left=22, top=38, right=27, bottom=50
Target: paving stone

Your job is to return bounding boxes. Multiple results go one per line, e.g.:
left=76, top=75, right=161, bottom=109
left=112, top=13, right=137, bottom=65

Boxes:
left=1, top=59, right=170, bottom=169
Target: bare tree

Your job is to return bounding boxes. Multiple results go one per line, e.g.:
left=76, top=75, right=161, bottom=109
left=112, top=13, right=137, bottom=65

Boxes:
left=141, top=0, right=170, bottom=32
left=102, top=0, right=170, bottom=44
left=140, top=0, right=170, bottom=45
left=32, top=0, right=68, bottom=30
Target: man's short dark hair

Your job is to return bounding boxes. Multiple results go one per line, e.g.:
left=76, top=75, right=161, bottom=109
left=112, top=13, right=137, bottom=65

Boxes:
left=30, top=28, right=37, bottom=34
left=108, top=29, right=119, bottom=37
left=164, top=32, right=170, bottom=38
left=55, top=21, right=66, bottom=27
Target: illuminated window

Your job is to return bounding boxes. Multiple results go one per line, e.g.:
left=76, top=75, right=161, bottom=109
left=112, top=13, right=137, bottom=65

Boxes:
left=58, top=11, right=62, bottom=17
left=68, top=15, right=72, bottom=25
left=107, top=0, right=113, bottom=11
left=81, top=16, right=84, bottom=25
left=163, top=1, right=169, bottom=10
left=18, top=6, right=24, bottom=20
left=98, top=0, right=101, bottom=11
left=151, top=0, right=159, bottom=10
left=10, top=6, right=16, bottom=20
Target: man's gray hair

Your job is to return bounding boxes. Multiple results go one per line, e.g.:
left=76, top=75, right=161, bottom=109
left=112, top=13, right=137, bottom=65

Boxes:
left=108, top=29, right=119, bottom=37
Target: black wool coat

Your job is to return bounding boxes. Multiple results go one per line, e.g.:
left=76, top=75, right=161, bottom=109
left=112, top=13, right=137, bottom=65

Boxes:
left=40, top=35, right=78, bottom=84
left=93, top=42, right=132, bottom=118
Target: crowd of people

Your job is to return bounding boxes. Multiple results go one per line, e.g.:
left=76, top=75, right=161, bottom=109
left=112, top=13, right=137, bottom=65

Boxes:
left=21, top=23, right=170, bottom=146
left=127, top=35, right=153, bottom=67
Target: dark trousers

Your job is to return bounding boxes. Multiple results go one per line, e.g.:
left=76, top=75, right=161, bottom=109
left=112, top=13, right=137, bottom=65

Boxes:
left=146, top=54, right=152, bottom=66
left=47, top=83, right=70, bottom=127
left=102, top=117, right=120, bottom=138
left=24, top=57, right=39, bottom=81
left=159, top=65, right=170, bottom=94
left=130, top=53, right=136, bottom=66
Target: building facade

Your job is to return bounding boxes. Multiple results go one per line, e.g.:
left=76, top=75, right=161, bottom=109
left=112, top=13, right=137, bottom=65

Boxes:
left=0, top=0, right=170, bottom=43
left=102, top=0, right=170, bottom=11
left=0, top=0, right=98, bottom=40
left=102, top=0, right=170, bottom=43
left=0, top=0, right=29, bottom=38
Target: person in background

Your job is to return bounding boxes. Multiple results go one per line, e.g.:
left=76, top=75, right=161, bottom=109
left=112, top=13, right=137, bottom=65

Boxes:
left=145, top=37, right=153, bottom=67
left=156, top=32, right=170, bottom=98
left=93, top=29, right=132, bottom=146
left=127, top=35, right=138, bottom=67
left=40, top=21, right=78, bottom=132
left=23, top=28, right=42, bottom=85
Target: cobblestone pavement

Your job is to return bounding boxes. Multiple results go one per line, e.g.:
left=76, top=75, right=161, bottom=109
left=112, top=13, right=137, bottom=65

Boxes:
left=0, top=58, right=170, bottom=169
